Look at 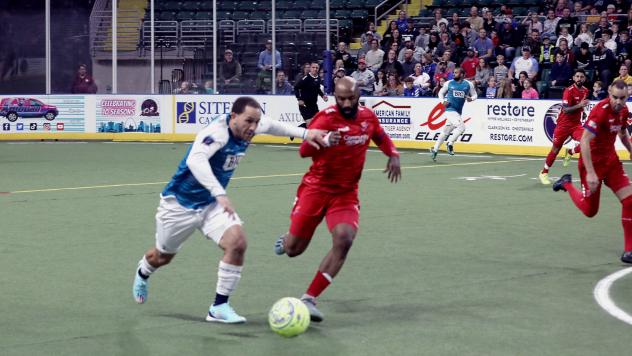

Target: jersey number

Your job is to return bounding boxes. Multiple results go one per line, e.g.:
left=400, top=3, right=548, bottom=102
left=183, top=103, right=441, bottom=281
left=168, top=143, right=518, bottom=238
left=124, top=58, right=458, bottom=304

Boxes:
left=222, top=154, right=244, bottom=171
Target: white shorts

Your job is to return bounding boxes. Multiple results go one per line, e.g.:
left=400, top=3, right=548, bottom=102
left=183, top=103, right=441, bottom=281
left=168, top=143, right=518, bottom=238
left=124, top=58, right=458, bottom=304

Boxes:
left=444, top=111, right=463, bottom=127
left=154, top=195, right=243, bottom=254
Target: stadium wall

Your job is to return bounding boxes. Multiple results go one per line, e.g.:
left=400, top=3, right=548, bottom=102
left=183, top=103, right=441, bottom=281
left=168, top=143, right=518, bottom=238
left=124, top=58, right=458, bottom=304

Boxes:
left=1, top=94, right=631, bottom=157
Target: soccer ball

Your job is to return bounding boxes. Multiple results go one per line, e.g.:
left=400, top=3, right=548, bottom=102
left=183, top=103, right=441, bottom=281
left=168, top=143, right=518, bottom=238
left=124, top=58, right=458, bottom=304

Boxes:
left=268, top=297, right=310, bottom=337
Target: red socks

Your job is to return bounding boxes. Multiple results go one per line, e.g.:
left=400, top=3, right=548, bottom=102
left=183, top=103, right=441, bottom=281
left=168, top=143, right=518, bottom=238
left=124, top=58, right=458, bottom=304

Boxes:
left=621, top=196, right=632, bottom=251
left=305, top=271, right=332, bottom=298
left=564, top=181, right=600, bottom=217
left=542, top=149, right=558, bottom=173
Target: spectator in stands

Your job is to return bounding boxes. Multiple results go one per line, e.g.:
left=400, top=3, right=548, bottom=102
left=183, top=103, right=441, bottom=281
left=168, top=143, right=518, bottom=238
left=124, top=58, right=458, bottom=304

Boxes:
left=415, top=27, right=430, bottom=53
left=70, top=64, right=97, bottom=94
left=295, top=62, right=310, bottom=86
left=575, top=42, right=593, bottom=70
left=554, top=0, right=572, bottom=17
left=410, top=63, right=432, bottom=96
left=556, top=27, right=574, bottom=48
left=384, top=30, right=403, bottom=53
left=486, top=76, right=498, bottom=98
left=616, top=31, right=631, bottom=67
left=384, top=74, right=403, bottom=96
left=521, top=79, right=539, bottom=99
left=554, top=38, right=575, bottom=66
left=396, top=10, right=408, bottom=33
left=256, top=39, right=282, bottom=93
left=203, top=80, right=215, bottom=94
left=474, top=58, right=490, bottom=95
left=430, top=9, right=449, bottom=33
left=427, top=33, right=440, bottom=57
left=496, top=77, right=514, bottom=98
left=402, top=18, right=419, bottom=40
left=359, top=32, right=374, bottom=57
left=450, top=24, right=466, bottom=62
left=591, top=38, right=617, bottom=86
left=420, top=53, right=436, bottom=80
left=175, top=81, right=192, bottom=94
left=574, top=23, right=594, bottom=48
left=592, top=16, right=610, bottom=40
left=436, top=32, right=456, bottom=61
left=385, top=42, right=401, bottom=61
left=461, top=47, right=478, bottom=80
left=483, top=10, right=498, bottom=35
left=433, top=76, right=447, bottom=96
left=499, top=19, right=520, bottom=60
left=366, top=39, right=385, bottom=73
left=449, top=12, right=462, bottom=29
left=380, top=49, right=404, bottom=79
left=467, top=6, right=484, bottom=32
left=397, top=36, right=416, bottom=62
left=274, top=70, right=293, bottom=95
left=524, top=30, right=543, bottom=60
left=512, top=71, right=528, bottom=98
left=555, top=8, right=577, bottom=36
left=539, top=34, right=556, bottom=68
left=333, top=59, right=346, bottom=79
left=621, top=9, right=632, bottom=33
left=542, top=9, right=560, bottom=41
left=433, top=61, right=453, bottom=85
left=509, top=47, right=539, bottom=80
left=351, top=59, right=375, bottom=96
left=440, top=50, right=456, bottom=73
left=572, top=2, right=588, bottom=16
left=374, top=69, right=387, bottom=96
left=472, top=28, right=494, bottom=62
left=616, top=64, right=632, bottom=84
left=522, top=12, right=544, bottom=35
left=592, top=0, right=610, bottom=13
left=219, top=49, right=241, bottom=86
left=591, top=80, right=607, bottom=100
left=494, top=54, right=509, bottom=82
left=606, top=4, right=619, bottom=23
left=334, top=42, right=356, bottom=75
left=550, top=52, right=573, bottom=87
left=602, top=30, right=617, bottom=53
left=382, top=21, right=399, bottom=48
left=400, top=48, right=418, bottom=78
left=613, top=0, right=630, bottom=16
left=402, top=76, right=420, bottom=97
left=333, top=68, right=346, bottom=85
left=361, top=22, right=382, bottom=47
left=461, top=23, right=479, bottom=51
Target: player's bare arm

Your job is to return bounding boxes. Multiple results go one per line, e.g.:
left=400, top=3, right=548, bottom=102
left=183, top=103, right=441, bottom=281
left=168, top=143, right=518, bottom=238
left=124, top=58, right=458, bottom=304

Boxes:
left=384, top=156, right=401, bottom=183
left=563, top=99, right=589, bottom=114
left=304, top=129, right=329, bottom=149
left=580, top=129, right=599, bottom=193
left=617, top=128, right=632, bottom=159
left=215, top=195, right=236, bottom=217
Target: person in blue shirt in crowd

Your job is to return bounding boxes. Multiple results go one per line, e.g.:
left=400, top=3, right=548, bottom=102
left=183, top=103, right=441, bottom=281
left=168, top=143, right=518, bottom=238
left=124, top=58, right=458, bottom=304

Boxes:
left=132, top=97, right=328, bottom=324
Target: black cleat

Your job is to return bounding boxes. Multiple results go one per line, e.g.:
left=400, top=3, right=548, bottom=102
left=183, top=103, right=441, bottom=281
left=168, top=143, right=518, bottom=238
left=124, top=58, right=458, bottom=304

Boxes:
left=447, top=143, right=454, bottom=155
left=621, top=251, right=632, bottom=264
left=553, top=174, right=572, bottom=192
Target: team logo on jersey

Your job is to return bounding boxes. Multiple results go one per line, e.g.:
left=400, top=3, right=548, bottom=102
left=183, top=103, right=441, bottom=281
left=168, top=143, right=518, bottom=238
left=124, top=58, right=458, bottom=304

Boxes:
left=452, top=90, right=466, bottom=98
left=203, top=135, right=214, bottom=145
left=360, top=121, right=368, bottom=132
left=176, top=102, right=196, bottom=124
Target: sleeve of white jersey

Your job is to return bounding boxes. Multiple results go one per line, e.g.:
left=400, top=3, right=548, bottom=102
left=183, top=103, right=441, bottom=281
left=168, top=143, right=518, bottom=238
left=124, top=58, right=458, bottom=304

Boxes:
left=468, top=80, right=478, bottom=100
left=186, top=125, right=229, bottom=197
left=255, top=115, right=306, bottom=139
left=438, top=81, right=449, bottom=101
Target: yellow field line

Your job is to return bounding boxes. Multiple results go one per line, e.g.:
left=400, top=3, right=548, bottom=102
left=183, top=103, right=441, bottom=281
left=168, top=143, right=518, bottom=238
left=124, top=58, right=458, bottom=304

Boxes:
left=5, top=158, right=536, bottom=195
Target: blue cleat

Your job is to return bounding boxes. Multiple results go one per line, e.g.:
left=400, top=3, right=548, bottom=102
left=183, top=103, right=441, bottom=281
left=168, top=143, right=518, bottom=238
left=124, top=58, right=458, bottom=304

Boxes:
left=206, top=303, right=246, bottom=324
left=133, top=271, right=149, bottom=304
left=274, top=235, right=286, bottom=255
left=553, top=174, right=572, bottom=192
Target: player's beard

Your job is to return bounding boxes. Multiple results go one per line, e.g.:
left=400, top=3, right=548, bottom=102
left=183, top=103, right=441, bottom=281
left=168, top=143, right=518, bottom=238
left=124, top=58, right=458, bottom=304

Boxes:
left=575, top=81, right=583, bottom=87
left=338, top=103, right=358, bottom=119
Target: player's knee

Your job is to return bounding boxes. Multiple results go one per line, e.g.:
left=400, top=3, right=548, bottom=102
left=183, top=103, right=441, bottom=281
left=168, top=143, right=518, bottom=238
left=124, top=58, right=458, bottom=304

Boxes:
left=228, top=234, right=248, bottom=255
left=285, top=236, right=307, bottom=257
left=332, top=228, right=355, bottom=253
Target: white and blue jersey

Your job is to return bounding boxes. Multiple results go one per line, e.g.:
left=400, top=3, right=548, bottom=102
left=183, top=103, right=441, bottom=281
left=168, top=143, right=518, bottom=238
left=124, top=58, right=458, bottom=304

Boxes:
left=162, top=114, right=306, bottom=210
left=438, top=79, right=477, bottom=115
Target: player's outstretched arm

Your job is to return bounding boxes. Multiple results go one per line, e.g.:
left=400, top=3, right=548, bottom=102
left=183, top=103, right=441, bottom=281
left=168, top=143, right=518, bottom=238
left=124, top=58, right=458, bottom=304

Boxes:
left=256, top=116, right=328, bottom=148
left=299, top=131, right=341, bottom=157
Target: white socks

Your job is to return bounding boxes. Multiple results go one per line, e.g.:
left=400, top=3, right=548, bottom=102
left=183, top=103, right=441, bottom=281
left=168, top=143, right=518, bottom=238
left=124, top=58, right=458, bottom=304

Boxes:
left=447, top=123, right=465, bottom=145
left=216, top=261, right=242, bottom=296
left=138, top=255, right=157, bottom=277
left=433, top=124, right=454, bottom=151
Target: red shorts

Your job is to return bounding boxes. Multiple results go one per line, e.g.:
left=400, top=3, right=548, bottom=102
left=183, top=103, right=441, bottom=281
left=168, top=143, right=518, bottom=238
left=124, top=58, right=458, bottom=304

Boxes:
left=288, top=183, right=360, bottom=239
left=552, top=122, right=583, bottom=148
left=578, top=157, right=630, bottom=197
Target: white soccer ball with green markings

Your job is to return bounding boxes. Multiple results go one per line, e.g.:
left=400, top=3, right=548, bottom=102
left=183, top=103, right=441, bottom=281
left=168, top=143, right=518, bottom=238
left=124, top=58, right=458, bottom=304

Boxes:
left=268, top=297, right=310, bottom=337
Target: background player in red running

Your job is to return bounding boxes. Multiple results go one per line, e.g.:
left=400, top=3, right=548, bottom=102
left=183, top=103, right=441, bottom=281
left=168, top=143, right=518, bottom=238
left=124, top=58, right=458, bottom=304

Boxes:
left=274, top=76, right=401, bottom=322
left=539, top=69, right=590, bottom=185
left=553, top=80, right=632, bottom=264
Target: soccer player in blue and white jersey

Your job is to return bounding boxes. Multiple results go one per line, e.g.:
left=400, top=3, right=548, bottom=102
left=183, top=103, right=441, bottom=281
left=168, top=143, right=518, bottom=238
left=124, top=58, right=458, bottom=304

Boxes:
left=430, top=67, right=477, bottom=161
left=132, top=97, right=328, bottom=324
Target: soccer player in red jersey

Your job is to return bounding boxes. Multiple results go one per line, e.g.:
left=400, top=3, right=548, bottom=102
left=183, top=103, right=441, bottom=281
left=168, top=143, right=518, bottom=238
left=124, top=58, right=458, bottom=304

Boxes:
left=274, top=77, right=401, bottom=322
left=553, top=80, right=632, bottom=263
left=539, top=69, right=590, bottom=185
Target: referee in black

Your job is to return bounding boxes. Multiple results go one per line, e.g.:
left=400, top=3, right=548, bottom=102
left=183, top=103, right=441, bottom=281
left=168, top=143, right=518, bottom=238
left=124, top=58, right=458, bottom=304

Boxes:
left=294, top=62, right=328, bottom=128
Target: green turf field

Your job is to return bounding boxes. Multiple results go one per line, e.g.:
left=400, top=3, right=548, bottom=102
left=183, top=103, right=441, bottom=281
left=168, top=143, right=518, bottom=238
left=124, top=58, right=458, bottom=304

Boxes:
left=1, top=142, right=632, bottom=356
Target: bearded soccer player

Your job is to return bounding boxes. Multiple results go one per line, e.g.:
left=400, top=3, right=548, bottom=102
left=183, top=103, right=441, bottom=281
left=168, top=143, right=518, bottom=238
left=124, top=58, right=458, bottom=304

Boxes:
left=273, top=77, right=401, bottom=322
left=539, top=69, right=590, bottom=185
left=553, top=80, right=632, bottom=263
left=430, top=67, right=477, bottom=161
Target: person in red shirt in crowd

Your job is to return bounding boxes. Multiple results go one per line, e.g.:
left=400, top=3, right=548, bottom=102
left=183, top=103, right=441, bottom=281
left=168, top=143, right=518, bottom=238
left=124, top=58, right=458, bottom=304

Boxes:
left=70, top=64, right=97, bottom=94
left=461, top=47, right=479, bottom=80
left=274, top=77, right=401, bottom=322
left=539, top=69, right=590, bottom=185
left=553, top=80, right=632, bottom=264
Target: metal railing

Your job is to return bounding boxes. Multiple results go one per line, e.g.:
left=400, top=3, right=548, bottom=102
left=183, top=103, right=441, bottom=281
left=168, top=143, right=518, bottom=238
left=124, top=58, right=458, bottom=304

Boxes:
left=236, top=20, right=266, bottom=34
left=141, top=20, right=178, bottom=50
left=180, top=20, right=235, bottom=51
left=375, top=0, right=407, bottom=24
left=91, top=9, right=142, bottom=54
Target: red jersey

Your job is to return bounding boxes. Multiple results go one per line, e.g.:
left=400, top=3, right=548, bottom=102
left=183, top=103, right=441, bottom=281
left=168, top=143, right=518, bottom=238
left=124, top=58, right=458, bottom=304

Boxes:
left=558, top=84, right=589, bottom=125
left=461, top=56, right=478, bottom=78
left=299, top=105, right=399, bottom=193
left=583, top=98, right=630, bottom=164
